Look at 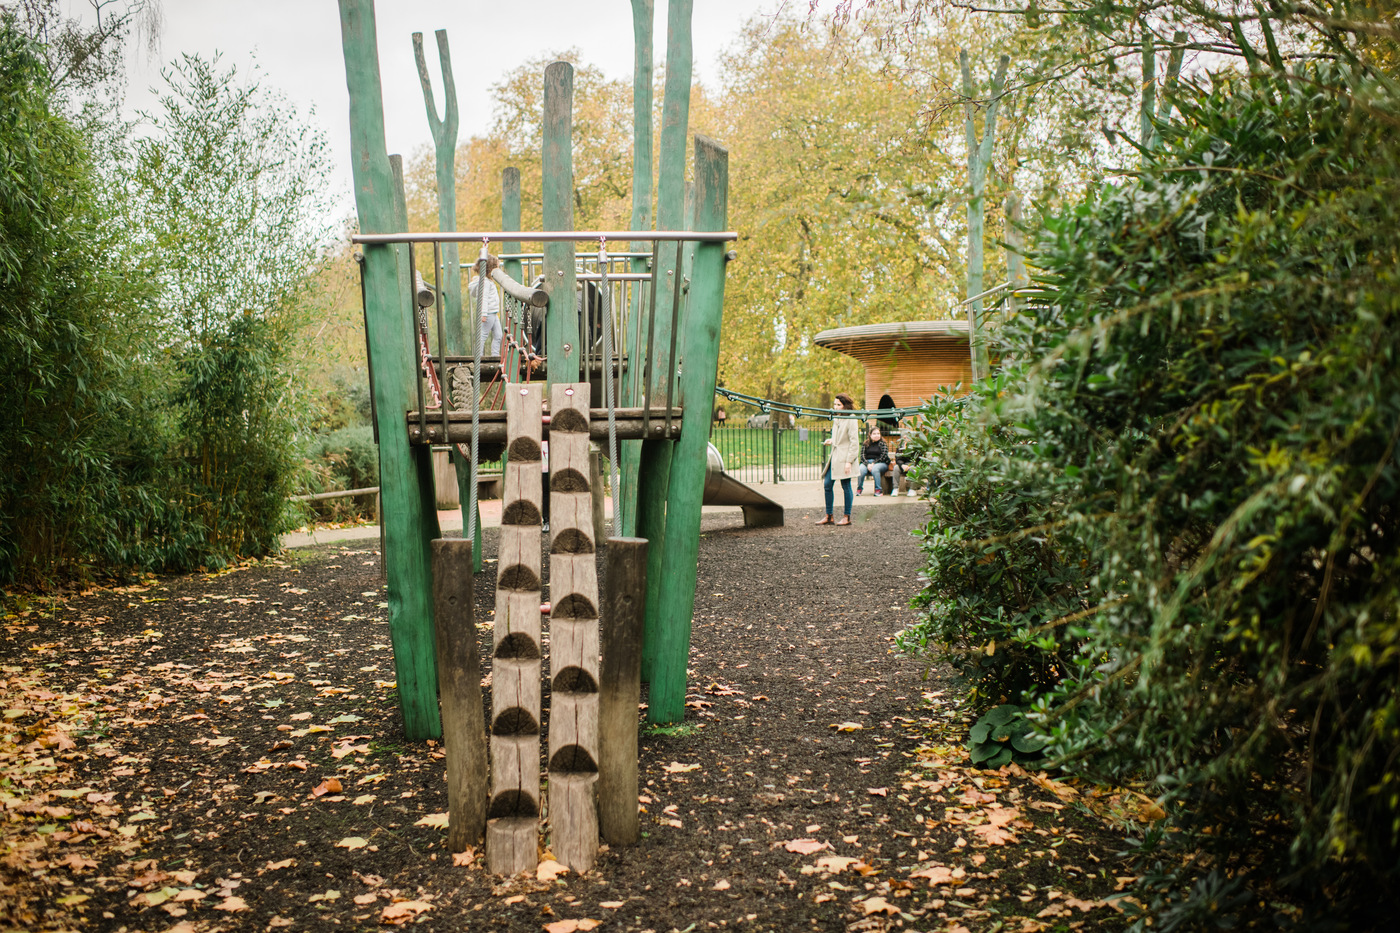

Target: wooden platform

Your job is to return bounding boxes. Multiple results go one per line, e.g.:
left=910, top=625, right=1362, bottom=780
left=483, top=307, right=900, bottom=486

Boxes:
left=406, top=407, right=683, bottom=445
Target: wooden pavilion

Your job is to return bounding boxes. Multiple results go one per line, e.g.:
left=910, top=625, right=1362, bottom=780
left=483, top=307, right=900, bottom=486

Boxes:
left=813, top=320, right=973, bottom=408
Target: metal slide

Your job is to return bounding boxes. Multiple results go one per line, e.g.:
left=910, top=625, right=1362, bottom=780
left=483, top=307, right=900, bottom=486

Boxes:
left=701, top=445, right=784, bottom=528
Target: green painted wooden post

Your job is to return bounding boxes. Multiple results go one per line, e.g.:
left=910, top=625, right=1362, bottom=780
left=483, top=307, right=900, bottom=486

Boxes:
left=543, top=62, right=577, bottom=384
left=960, top=50, right=1009, bottom=382
left=413, top=29, right=482, bottom=574
left=502, top=168, right=523, bottom=285
left=619, top=0, right=654, bottom=539
left=638, top=0, right=692, bottom=683
left=338, top=0, right=441, bottom=740
left=649, top=135, right=728, bottom=724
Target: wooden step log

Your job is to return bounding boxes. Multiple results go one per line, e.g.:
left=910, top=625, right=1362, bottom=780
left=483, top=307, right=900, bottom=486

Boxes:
left=547, top=383, right=602, bottom=873
left=487, top=383, right=544, bottom=876
left=406, top=408, right=683, bottom=445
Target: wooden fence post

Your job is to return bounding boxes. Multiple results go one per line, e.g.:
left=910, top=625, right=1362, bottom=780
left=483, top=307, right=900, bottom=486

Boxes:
left=599, top=537, right=648, bottom=844
left=431, top=538, right=487, bottom=851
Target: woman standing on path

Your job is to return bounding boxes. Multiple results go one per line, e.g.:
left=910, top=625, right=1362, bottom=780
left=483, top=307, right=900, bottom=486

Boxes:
left=817, top=393, right=860, bottom=526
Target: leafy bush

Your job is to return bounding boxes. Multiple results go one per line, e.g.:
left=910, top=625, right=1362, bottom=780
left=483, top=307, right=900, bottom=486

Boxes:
left=967, top=705, right=1046, bottom=768
left=298, top=426, right=379, bottom=524
left=902, top=60, right=1400, bottom=923
left=0, top=16, right=155, bottom=586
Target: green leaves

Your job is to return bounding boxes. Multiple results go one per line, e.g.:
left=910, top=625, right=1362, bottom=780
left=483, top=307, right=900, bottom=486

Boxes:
left=904, top=50, right=1400, bottom=924
left=966, top=705, right=1046, bottom=769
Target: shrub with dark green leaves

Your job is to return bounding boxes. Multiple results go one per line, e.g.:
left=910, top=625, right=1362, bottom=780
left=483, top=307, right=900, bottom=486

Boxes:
left=902, top=60, right=1400, bottom=924
left=967, top=705, right=1047, bottom=768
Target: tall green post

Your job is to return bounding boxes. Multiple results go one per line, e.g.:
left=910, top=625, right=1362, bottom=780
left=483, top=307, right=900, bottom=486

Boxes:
left=619, top=0, right=654, bottom=538
left=543, top=62, right=578, bottom=384
left=649, top=136, right=729, bottom=723
left=413, top=28, right=482, bottom=573
left=502, top=168, right=523, bottom=288
left=960, top=50, right=1009, bottom=383
left=638, top=0, right=693, bottom=683
left=339, top=0, right=441, bottom=740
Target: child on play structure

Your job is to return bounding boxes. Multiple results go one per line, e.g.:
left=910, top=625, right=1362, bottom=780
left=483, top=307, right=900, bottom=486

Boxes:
left=816, top=393, right=859, bottom=526
left=854, top=426, right=891, bottom=496
left=470, top=253, right=502, bottom=356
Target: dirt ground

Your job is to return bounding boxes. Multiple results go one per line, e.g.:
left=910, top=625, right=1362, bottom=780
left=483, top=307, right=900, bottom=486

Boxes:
left=2, top=501, right=1137, bottom=933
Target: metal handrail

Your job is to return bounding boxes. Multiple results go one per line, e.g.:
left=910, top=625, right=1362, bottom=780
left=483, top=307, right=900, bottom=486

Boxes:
left=353, top=230, right=737, bottom=245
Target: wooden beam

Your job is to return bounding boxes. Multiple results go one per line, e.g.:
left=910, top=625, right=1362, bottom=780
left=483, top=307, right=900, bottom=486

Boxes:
left=338, top=0, right=441, bottom=739
left=431, top=538, right=487, bottom=851
left=649, top=134, right=728, bottom=724
left=487, top=383, right=544, bottom=875
left=598, top=537, right=648, bottom=844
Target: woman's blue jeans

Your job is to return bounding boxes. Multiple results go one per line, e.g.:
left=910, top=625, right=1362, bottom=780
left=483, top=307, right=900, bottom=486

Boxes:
left=855, top=461, right=887, bottom=492
left=823, top=463, right=853, bottom=516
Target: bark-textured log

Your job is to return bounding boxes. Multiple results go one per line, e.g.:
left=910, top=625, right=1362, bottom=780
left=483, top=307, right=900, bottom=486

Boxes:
left=487, top=384, right=543, bottom=875
left=431, top=538, right=487, bottom=852
left=598, top=537, right=648, bottom=844
left=548, top=384, right=601, bottom=872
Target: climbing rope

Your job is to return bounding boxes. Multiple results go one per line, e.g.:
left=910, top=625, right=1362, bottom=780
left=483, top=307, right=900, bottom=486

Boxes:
left=712, top=386, right=926, bottom=422
left=467, top=241, right=487, bottom=543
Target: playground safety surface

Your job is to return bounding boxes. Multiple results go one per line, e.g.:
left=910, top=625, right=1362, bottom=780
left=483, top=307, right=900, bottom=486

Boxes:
left=2, top=502, right=1135, bottom=932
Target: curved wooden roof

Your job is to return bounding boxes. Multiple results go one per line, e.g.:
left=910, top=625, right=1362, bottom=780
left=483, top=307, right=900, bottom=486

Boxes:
left=813, top=320, right=969, bottom=359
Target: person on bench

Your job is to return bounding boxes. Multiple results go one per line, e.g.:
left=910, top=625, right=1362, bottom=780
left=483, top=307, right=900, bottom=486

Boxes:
left=854, top=426, right=891, bottom=496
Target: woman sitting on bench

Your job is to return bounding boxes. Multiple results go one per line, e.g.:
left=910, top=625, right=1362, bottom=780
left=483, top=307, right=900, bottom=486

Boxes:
left=855, top=426, right=891, bottom=496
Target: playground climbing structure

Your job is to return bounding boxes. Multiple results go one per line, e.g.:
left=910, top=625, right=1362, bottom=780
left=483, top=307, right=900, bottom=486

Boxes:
left=337, top=0, right=731, bottom=757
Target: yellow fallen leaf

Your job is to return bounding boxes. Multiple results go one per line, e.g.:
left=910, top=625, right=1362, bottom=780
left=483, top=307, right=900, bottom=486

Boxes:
left=504, top=895, right=527, bottom=905
left=214, top=896, right=249, bottom=911
left=664, top=762, right=700, bottom=773
left=353, top=893, right=377, bottom=905
left=600, top=901, right=624, bottom=909
left=174, top=888, right=206, bottom=902
left=353, top=794, right=376, bottom=806
left=381, top=900, right=433, bottom=925
left=813, top=856, right=859, bottom=873
left=266, top=858, right=295, bottom=870
left=831, top=721, right=864, bottom=732
left=537, top=859, right=570, bottom=882
left=861, top=896, right=899, bottom=916
left=543, top=921, right=600, bottom=933
left=414, top=812, right=449, bottom=828
left=336, top=836, right=368, bottom=849
left=911, top=865, right=954, bottom=884
left=784, top=838, right=827, bottom=854
left=712, top=879, right=731, bottom=890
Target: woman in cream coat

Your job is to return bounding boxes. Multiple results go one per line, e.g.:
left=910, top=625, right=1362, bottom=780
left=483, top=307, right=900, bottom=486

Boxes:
left=817, top=393, right=860, bottom=526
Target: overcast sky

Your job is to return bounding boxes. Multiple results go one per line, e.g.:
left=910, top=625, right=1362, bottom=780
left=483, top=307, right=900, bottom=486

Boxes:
left=118, top=0, right=793, bottom=217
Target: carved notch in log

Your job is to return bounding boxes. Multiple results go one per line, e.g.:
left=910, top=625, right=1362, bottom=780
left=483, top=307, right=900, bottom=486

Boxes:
left=487, top=383, right=543, bottom=875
